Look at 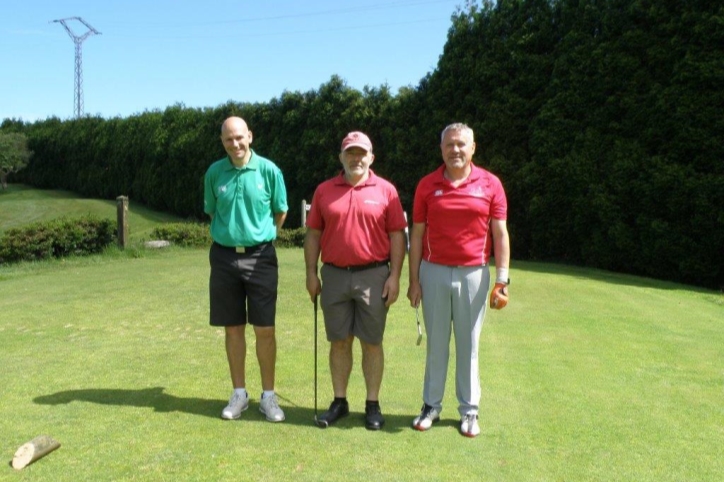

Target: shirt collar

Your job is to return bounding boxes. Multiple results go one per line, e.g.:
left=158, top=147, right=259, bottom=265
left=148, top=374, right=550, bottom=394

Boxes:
left=224, top=149, right=259, bottom=170
left=432, top=163, right=482, bottom=185
left=333, top=169, right=378, bottom=186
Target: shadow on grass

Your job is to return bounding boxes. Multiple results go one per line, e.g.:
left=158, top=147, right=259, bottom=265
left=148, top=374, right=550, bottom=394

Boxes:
left=32, top=387, right=423, bottom=433
left=33, top=387, right=222, bottom=418
left=308, top=412, right=461, bottom=434
left=518, top=259, right=721, bottom=293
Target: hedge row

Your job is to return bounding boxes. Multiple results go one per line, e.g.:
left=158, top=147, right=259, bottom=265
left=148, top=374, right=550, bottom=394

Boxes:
left=149, top=223, right=306, bottom=249
left=0, top=215, right=116, bottom=264
left=4, top=0, right=722, bottom=289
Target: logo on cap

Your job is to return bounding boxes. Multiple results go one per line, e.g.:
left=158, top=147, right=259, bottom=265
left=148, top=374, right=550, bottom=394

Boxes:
left=341, top=131, right=373, bottom=152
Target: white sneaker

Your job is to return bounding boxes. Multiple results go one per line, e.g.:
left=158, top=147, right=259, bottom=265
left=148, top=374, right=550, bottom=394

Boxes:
left=460, top=413, right=480, bottom=438
left=221, top=391, right=249, bottom=420
left=259, top=393, right=285, bottom=422
left=413, top=403, right=440, bottom=431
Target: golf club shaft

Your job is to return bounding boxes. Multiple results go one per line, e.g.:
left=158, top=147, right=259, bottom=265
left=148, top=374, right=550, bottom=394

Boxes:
left=314, top=295, right=318, bottom=418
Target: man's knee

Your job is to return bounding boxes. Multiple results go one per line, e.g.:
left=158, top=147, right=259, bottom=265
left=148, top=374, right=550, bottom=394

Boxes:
left=360, top=341, right=383, bottom=355
left=253, top=325, right=276, bottom=341
left=225, top=325, right=246, bottom=339
left=331, top=336, right=354, bottom=350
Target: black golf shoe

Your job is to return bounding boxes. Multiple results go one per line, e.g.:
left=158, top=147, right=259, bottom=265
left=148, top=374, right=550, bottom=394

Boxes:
left=318, top=399, right=349, bottom=427
left=364, top=402, right=385, bottom=430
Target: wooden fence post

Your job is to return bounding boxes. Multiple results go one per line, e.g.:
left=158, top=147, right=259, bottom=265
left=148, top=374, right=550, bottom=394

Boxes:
left=116, top=195, right=129, bottom=249
left=301, top=199, right=311, bottom=227
left=404, top=211, right=409, bottom=251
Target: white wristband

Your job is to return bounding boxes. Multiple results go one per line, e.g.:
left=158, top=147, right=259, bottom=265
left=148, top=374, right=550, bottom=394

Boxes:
left=496, top=267, right=509, bottom=284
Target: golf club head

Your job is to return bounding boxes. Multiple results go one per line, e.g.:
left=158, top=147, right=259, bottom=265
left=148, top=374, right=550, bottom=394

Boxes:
left=314, top=415, right=329, bottom=429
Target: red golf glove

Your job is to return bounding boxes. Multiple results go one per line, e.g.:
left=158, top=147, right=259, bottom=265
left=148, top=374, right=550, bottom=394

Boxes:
left=489, top=282, right=509, bottom=309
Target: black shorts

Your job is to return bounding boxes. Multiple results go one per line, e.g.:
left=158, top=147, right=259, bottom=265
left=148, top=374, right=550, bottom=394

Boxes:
left=209, top=242, right=278, bottom=327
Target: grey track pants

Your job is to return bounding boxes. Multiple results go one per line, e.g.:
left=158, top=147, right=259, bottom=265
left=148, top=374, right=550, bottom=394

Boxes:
left=419, top=260, right=490, bottom=416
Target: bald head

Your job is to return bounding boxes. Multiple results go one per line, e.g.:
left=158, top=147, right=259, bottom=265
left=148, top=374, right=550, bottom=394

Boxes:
left=220, top=116, right=253, bottom=166
left=221, top=116, right=248, bottom=136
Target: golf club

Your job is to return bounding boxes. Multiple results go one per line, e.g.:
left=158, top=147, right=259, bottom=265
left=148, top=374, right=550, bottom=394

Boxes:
left=313, top=295, right=329, bottom=428
left=415, top=305, right=423, bottom=346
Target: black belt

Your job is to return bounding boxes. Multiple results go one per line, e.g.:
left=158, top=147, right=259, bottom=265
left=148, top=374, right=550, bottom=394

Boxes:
left=213, top=241, right=271, bottom=254
left=325, top=260, right=389, bottom=272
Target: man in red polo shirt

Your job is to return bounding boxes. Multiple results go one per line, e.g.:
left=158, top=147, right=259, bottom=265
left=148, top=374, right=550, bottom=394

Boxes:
left=407, top=122, right=511, bottom=438
left=304, top=131, right=407, bottom=430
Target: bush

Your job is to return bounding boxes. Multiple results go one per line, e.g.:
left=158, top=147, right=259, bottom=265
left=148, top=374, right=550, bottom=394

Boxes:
left=150, top=222, right=212, bottom=247
left=275, top=227, right=305, bottom=248
left=0, top=215, right=116, bottom=264
left=149, top=224, right=305, bottom=249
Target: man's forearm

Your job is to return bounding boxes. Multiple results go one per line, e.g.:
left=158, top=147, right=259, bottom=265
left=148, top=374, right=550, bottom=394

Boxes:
left=388, top=230, right=405, bottom=279
left=491, top=219, right=510, bottom=282
left=274, top=212, right=287, bottom=231
left=303, top=229, right=321, bottom=275
left=408, top=224, right=424, bottom=284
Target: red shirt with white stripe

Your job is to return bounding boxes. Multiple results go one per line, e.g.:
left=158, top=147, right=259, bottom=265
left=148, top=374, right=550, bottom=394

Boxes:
left=412, top=164, right=507, bottom=266
left=306, top=170, right=408, bottom=267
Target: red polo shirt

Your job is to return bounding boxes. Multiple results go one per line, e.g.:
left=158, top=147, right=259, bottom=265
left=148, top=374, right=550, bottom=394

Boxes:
left=307, top=170, right=407, bottom=267
left=412, top=164, right=507, bottom=266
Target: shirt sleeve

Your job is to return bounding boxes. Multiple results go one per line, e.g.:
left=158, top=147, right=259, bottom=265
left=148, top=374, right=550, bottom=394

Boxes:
left=412, top=178, right=428, bottom=224
left=489, top=176, right=508, bottom=220
left=270, top=167, right=288, bottom=214
left=305, top=187, right=324, bottom=230
left=386, top=186, right=408, bottom=232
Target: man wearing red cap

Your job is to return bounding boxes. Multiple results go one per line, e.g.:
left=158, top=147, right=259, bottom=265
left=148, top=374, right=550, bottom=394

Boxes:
left=304, top=131, right=407, bottom=430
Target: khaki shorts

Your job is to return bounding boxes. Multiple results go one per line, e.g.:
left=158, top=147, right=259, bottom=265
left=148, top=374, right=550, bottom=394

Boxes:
left=320, top=263, right=390, bottom=344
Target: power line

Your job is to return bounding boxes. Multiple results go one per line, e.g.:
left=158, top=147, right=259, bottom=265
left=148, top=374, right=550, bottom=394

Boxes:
left=101, top=0, right=457, bottom=28
left=50, top=17, right=101, bottom=118
left=107, top=17, right=445, bottom=41
left=188, top=0, right=457, bottom=26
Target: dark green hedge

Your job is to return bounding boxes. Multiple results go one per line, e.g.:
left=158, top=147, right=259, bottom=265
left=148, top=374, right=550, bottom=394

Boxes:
left=275, top=228, right=306, bottom=249
left=0, top=215, right=116, bottom=264
left=149, top=223, right=305, bottom=249
left=150, top=223, right=212, bottom=248
left=5, top=0, right=723, bottom=289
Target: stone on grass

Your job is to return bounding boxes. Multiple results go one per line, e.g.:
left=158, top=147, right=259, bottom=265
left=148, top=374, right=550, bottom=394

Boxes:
left=144, top=240, right=171, bottom=249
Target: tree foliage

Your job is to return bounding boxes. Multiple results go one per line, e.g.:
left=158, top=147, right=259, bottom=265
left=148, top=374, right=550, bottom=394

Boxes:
left=0, top=131, right=33, bottom=189
left=4, top=0, right=722, bottom=289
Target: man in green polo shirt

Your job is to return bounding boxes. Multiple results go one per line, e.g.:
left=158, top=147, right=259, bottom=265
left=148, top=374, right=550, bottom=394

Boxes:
left=204, top=116, right=288, bottom=423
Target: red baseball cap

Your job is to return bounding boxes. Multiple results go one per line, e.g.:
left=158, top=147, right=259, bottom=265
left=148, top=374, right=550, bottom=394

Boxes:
left=341, top=131, right=373, bottom=152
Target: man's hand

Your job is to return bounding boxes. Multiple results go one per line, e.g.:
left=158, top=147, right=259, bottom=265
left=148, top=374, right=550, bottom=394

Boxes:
left=407, top=281, right=422, bottom=308
left=382, top=276, right=400, bottom=308
left=489, top=282, right=509, bottom=309
left=306, top=274, right=322, bottom=302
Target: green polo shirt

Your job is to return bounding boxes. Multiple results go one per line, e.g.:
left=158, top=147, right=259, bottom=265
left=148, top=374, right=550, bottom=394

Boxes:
left=203, top=150, right=288, bottom=247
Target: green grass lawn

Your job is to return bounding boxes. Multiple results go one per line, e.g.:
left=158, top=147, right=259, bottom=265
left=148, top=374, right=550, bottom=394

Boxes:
left=0, top=184, right=184, bottom=242
left=1, top=186, right=722, bottom=481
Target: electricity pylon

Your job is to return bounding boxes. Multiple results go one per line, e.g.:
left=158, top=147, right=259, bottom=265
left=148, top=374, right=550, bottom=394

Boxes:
left=51, top=17, right=101, bottom=118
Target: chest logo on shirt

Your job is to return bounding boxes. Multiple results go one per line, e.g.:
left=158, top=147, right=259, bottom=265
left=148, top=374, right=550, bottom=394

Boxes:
left=434, top=189, right=443, bottom=197
left=470, top=186, right=485, bottom=197
left=364, top=200, right=381, bottom=205
left=257, top=183, right=264, bottom=190
left=218, top=185, right=227, bottom=195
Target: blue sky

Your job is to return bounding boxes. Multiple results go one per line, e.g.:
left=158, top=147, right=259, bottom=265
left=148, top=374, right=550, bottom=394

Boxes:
left=1, top=0, right=461, bottom=121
